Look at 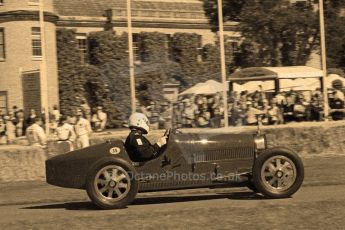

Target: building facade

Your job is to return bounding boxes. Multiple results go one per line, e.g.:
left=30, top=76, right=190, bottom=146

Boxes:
left=0, top=0, right=58, bottom=115
left=0, top=0, right=240, bottom=115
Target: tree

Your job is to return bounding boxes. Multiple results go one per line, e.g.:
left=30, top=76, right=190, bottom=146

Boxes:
left=80, top=65, right=123, bottom=127
left=171, top=33, right=204, bottom=88
left=56, top=29, right=83, bottom=115
left=88, top=31, right=131, bottom=121
left=203, top=0, right=246, bottom=31
left=56, top=29, right=124, bottom=126
left=324, top=0, right=345, bottom=70
left=203, top=0, right=319, bottom=67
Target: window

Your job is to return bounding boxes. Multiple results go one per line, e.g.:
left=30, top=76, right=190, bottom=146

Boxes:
left=0, top=91, right=7, bottom=115
left=31, top=27, right=42, bottom=58
left=132, top=33, right=141, bottom=63
left=226, top=36, right=241, bottom=54
left=197, top=35, right=203, bottom=62
left=0, top=28, right=5, bottom=60
left=165, top=34, right=173, bottom=61
left=76, top=34, right=88, bottom=64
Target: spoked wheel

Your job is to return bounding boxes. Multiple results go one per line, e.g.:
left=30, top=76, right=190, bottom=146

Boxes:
left=94, top=165, right=131, bottom=201
left=86, top=158, right=138, bottom=209
left=253, top=148, right=304, bottom=198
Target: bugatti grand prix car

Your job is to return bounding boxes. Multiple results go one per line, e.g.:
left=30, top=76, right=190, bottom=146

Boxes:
left=46, top=128, right=304, bottom=209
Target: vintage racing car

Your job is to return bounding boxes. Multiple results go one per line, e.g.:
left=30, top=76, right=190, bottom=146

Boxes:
left=46, top=128, right=304, bottom=209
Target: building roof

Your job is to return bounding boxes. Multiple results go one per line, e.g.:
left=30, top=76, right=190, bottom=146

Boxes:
left=54, top=0, right=206, bottom=19
left=53, top=0, right=239, bottom=30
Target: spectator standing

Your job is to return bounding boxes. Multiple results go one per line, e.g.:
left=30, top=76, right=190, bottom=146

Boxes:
left=96, top=106, right=107, bottom=132
left=26, top=117, right=47, bottom=148
left=160, top=102, right=172, bottom=129
left=0, top=117, right=6, bottom=145
left=246, top=102, right=264, bottom=126
left=309, top=93, right=323, bottom=121
left=239, top=91, right=248, bottom=105
left=329, top=92, right=345, bottom=121
left=15, top=109, right=25, bottom=137
left=176, top=102, right=185, bottom=128
left=195, top=95, right=204, bottom=108
left=80, top=100, right=91, bottom=121
left=196, top=104, right=211, bottom=128
left=12, top=106, right=19, bottom=117
left=75, top=109, right=92, bottom=149
left=26, top=109, right=37, bottom=126
left=91, top=107, right=100, bottom=130
left=146, top=102, right=159, bottom=130
left=49, top=105, right=60, bottom=134
left=172, top=103, right=184, bottom=129
left=210, top=106, right=222, bottom=128
left=4, top=116, right=16, bottom=143
left=7, top=110, right=16, bottom=123
left=261, top=99, right=271, bottom=125
left=182, top=98, right=196, bottom=128
left=56, top=115, right=76, bottom=151
left=268, top=101, right=283, bottom=125
left=334, top=89, right=345, bottom=101
left=51, top=105, right=60, bottom=121
left=293, top=98, right=307, bottom=122
left=283, top=93, right=295, bottom=123
left=275, top=92, right=286, bottom=106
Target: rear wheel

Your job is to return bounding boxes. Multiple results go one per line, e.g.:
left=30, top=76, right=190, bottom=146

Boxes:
left=253, top=148, right=304, bottom=198
left=86, top=158, right=138, bottom=209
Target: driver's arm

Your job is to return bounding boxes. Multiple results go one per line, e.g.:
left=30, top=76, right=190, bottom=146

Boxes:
left=133, top=135, right=167, bottom=160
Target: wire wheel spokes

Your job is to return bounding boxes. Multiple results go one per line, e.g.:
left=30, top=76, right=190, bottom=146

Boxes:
left=94, top=165, right=131, bottom=202
left=261, top=156, right=297, bottom=192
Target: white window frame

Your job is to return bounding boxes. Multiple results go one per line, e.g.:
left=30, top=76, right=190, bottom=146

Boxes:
left=76, top=34, right=88, bottom=64
left=132, top=33, right=141, bottom=63
left=226, top=36, right=241, bottom=54
left=0, top=28, right=5, bottom=61
left=0, top=91, right=8, bottom=115
left=31, top=27, right=42, bottom=59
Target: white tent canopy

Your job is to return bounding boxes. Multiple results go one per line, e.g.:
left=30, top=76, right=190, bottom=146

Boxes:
left=265, top=66, right=323, bottom=79
left=230, top=66, right=331, bottom=92
left=180, top=80, right=228, bottom=95
left=233, top=74, right=345, bottom=93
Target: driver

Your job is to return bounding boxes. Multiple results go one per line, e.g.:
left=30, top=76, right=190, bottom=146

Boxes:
left=125, top=113, right=168, bottom=162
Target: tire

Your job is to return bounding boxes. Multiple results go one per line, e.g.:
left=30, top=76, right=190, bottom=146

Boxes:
left=252, top=147, right=304, bottom=199
left=86, top=157, right=138, bottom=209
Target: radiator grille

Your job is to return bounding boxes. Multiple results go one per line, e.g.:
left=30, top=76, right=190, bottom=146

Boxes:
left=203, top=147, right=254, bottom=162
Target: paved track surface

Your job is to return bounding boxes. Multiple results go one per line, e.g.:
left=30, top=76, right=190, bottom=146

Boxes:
left=0, top=155, right=344, bottom=229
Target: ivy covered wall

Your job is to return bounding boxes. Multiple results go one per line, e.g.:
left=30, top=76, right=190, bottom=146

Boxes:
left=56, top=29, right=234, bottom=126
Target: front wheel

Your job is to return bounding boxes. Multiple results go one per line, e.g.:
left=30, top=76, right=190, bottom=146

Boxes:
left=86, top=158, right=138, bottom=209
left=252, top=147, right=304, bottom=198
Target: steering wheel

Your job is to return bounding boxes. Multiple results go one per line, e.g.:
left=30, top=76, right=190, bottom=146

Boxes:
left=163, top=128, right=171, bottom=137
left=163, top=128, right=182, bottom=138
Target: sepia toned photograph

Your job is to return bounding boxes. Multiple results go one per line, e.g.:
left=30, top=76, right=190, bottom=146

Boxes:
left=0, top=0, right=345, bottom=229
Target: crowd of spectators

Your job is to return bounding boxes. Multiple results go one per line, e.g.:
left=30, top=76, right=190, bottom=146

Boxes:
left=0, top=103, right=107, bottom=147
left=172, top=93, right=224, bottom=128
left=1, top=87, right=344, bottom=145
left=171, top=87, right=345, bottom=128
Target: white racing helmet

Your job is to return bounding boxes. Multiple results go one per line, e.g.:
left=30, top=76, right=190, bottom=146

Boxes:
left=128, top=113, right=150, bottom=134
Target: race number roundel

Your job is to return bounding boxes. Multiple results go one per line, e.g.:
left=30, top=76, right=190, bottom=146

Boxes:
left=109, top=147, right=121, bottom=155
